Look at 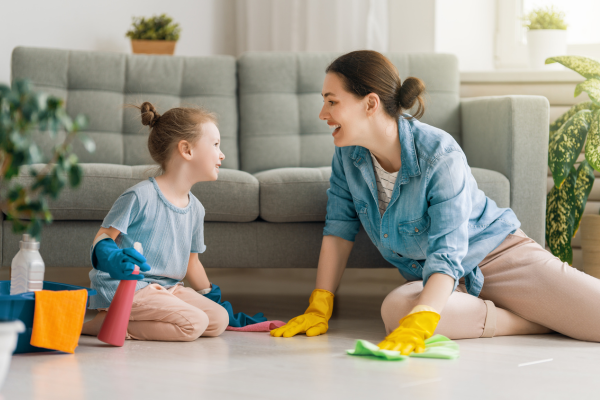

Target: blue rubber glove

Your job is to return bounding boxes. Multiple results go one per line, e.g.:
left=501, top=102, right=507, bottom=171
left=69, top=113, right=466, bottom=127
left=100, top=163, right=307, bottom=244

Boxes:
left=91, top=238, right=151, bottom=281
left=202, top=283, right=267, bottom=327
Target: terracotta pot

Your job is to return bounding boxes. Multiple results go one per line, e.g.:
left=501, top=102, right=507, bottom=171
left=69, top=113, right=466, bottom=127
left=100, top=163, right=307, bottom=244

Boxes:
left=131, top=40, right=176, bottom=55
left=580, top=214, right=600, bottom=278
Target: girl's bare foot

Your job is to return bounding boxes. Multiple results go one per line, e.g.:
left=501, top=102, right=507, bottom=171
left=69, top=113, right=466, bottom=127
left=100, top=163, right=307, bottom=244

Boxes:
left=81, top=311, right=107, bottom=336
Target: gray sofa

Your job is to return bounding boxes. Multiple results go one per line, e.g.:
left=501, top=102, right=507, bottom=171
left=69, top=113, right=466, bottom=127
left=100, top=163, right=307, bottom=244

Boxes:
left=1, top=47, right=549, bottom=271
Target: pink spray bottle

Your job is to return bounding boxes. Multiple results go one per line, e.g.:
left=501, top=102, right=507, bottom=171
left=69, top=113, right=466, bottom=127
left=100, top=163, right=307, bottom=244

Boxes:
left=97, top=242, right=143, bottom=347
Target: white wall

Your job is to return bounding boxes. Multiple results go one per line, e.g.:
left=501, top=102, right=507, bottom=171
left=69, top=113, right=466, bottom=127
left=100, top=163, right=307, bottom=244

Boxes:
left=0, top=0, right=236, bottom=85
left=389, top=0, right=496, bottom=71
left=434, top=0, right=496, bottom=70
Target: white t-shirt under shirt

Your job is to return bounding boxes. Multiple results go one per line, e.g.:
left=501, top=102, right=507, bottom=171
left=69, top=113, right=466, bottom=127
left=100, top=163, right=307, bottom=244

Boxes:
left=370, top=151, right=399, bottom=216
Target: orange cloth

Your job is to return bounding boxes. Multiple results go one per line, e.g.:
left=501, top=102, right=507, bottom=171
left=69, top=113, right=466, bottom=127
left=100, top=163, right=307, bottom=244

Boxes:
left=31, top=289, right=88, bottom=354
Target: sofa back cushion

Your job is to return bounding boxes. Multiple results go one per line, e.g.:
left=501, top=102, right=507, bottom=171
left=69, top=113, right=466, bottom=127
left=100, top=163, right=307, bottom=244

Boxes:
left=238, top=52, right=460, bottom=173
left=11, top=47, right=239, bottom=169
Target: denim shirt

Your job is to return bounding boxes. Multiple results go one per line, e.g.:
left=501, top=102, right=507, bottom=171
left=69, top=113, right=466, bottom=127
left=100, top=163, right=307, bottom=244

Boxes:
left=323, top=115, right=520, bottom=297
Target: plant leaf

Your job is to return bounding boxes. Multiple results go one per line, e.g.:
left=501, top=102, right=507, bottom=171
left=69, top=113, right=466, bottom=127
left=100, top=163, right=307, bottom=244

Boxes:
left=572, top=159, right=595, bottom=237
left=550, top=102, right=597, bottom=138
left=585, top=109, right=600, bottom=171
left=546, top=56, right=600, bottom=79
left=548, top=109, right=591, bottom=188
left=574, top=78, right=600, bottom=105
left=546, top=166, right=577, bottom=265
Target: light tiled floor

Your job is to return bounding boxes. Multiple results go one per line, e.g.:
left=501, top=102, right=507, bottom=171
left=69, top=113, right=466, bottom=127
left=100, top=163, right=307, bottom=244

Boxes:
left=3, top=293, right=600, bottom=400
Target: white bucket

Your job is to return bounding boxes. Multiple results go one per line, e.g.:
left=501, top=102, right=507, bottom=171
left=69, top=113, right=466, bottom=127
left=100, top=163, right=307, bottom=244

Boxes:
left=527, top=29, right=567, bottom=70
left=0, top=320, right=24, bottom=390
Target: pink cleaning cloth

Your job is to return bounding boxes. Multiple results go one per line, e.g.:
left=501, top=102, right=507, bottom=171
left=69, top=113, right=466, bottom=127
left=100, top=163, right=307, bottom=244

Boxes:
left=226, top=321, right=286, bottom=332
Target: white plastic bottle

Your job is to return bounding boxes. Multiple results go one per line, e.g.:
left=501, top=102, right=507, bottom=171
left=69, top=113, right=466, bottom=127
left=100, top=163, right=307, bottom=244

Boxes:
left=10, top=234, right=45, bottom=295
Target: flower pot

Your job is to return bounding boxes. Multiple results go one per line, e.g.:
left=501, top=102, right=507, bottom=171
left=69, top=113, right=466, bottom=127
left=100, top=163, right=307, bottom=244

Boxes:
left=131, top=40, right=176, bottom=55
left=580, top=214, right=600, bottom=278
left=0, top=320, right=24, bottom=390
left=527, top=29, right=567, bottom=70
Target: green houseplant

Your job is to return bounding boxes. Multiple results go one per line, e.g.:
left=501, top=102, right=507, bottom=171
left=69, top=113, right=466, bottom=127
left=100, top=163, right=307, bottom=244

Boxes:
left=126, top=14, right=181, bottom=55
left=0, top=79, right=94, bottom=239
left=523, top=6, right=568, bottom=69
left=546, top=56, right=600, bottom=264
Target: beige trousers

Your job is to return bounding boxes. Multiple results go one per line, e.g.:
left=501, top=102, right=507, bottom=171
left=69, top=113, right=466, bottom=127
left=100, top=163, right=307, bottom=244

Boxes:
left=381, top=229, right=600, bottom=342
left=124, top=284, right=229, bottom=341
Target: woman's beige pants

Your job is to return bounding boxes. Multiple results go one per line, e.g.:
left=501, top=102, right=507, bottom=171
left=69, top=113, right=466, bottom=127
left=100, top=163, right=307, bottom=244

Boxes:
left=381, top=229, right=600, bottom=342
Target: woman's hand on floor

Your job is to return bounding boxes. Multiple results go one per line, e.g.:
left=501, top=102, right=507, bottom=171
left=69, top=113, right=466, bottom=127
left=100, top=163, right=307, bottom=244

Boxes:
left=270, top=289, right=334, bottom=338
left=378, top=309, right=440, bottom=355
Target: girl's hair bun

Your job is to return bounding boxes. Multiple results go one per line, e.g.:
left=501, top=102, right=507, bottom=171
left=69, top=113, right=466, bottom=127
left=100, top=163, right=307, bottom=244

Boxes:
left=141, top=102, right=161, bottom=127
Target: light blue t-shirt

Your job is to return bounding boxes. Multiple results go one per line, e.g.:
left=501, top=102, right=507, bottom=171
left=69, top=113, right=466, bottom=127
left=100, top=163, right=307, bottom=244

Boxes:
left=89, top=177, right=206, bottom=309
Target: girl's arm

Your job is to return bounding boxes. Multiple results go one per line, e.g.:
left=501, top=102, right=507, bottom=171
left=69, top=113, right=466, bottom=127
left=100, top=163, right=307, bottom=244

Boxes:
left=93, top=226, right=121, bottom=242
left=185, top=253, right=211, bottom=291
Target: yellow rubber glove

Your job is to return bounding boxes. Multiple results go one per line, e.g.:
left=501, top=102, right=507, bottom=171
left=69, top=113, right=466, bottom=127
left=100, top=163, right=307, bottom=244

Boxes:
left=270, top=289, right=334, bottom=338
left=378, top=305, right=441, bottom=355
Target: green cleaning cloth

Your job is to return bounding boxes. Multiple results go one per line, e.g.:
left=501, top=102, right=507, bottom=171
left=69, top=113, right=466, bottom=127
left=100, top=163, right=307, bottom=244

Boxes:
left=346, top=334, right=459, bottom=361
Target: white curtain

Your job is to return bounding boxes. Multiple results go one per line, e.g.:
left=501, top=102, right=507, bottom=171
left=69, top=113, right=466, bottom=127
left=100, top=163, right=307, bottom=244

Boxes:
left=235, top=0, right=389, bottom=54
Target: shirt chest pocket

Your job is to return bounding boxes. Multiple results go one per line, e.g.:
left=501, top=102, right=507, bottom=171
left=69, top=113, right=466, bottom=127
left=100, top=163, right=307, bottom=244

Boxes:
left=397, top=214, right=430, bottom=259
left=354, top=199, right=376, bottom=240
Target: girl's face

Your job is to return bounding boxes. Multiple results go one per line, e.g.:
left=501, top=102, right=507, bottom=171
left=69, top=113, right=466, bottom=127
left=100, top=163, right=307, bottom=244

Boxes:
left=318, top=72, right=371, bottom=148
left=190, top=122, right=225, bottom=182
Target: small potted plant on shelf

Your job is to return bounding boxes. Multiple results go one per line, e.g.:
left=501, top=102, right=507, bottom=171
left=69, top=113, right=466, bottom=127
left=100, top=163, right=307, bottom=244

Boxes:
left=126, top=14, right=181, bottom=55
left=545, top=55, right=600, bottom=276
left=0, top=79, right=93, bottom=239
left=523, top=6, right=568, bottom=69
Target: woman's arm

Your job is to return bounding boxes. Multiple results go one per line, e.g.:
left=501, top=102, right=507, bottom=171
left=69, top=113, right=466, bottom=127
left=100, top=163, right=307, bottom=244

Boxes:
left=315, top=235, right=354, bottom=293
left=185, top=253, right=211, bottom=291
left=416, top=272, right=455, bottom=312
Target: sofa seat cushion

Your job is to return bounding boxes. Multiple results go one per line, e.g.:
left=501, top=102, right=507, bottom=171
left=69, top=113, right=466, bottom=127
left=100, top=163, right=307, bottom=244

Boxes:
left=254, top=166, right=509, bottom=223
left=254, top=167, right=331, bottom=222
left=5, top=164, right=259, bottom=222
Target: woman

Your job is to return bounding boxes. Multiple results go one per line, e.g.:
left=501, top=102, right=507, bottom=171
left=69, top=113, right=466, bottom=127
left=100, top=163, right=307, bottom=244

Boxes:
left=271, top=50, right=600, bottom=354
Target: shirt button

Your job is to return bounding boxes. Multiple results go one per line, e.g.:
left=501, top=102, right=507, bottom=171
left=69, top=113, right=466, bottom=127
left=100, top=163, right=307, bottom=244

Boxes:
left=414, top=227, right=419, bottom=233
left=412, top=264, right=417, bottom=268
left=384, top=234, right=388, bottom=238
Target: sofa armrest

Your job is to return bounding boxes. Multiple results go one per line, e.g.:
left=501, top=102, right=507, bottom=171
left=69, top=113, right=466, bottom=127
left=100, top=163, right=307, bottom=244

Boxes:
left=461, top=95, right=549, bottom=245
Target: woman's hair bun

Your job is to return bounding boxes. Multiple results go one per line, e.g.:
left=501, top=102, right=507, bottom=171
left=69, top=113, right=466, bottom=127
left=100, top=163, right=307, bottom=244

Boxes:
left=397, top=77, right=426, bottom=119
left=141, top=101, right=161, bottom=127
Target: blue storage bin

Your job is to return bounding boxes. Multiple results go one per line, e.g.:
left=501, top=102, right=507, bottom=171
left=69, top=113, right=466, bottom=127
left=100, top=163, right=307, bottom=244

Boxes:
left=0, top=281, right=96, bottom=354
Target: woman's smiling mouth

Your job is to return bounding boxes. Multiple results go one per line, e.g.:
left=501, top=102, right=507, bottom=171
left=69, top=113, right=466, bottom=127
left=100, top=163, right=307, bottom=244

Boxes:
left=328, top=122, right=341, bottom=136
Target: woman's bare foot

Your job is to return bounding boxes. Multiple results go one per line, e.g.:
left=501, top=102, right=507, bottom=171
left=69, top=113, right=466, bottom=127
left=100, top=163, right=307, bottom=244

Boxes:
left=81, top=311, right=107, bottom=336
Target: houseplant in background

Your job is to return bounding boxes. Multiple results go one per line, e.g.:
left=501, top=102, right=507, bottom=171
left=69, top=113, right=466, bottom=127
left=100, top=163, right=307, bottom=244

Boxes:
left=126, top=14, right=181, bottom=55
left=545, top=55, right=600, bottom=276
left=0, top=79, right=93, bottom=239
left=523, top=6, right=568, bottom=69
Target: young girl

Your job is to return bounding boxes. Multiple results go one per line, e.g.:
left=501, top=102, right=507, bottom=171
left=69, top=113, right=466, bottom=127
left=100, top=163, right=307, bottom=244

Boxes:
left=82, top=102, right=229, bottom=341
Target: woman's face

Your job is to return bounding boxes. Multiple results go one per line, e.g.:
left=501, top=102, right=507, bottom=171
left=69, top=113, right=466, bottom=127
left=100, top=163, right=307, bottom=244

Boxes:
left=319, top=72, right=370, bottom=148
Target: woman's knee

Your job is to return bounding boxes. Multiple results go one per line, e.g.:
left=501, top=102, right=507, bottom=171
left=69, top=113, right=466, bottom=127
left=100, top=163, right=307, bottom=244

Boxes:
left=381, top=281, right=424, bottom=332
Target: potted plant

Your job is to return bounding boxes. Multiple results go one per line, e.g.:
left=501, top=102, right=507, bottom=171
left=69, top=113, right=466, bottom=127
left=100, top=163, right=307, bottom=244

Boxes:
left=523, top=6, right=568, bottom=69
left=126, top=14, right=181, bottom=55
left=0, top=79, right=93, bottom=239
left=545, top=55, right=600, bottom=276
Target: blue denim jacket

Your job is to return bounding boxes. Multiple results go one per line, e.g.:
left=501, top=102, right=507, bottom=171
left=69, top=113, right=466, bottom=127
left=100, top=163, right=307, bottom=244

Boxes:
left=323, top=115, right=520, bottom=297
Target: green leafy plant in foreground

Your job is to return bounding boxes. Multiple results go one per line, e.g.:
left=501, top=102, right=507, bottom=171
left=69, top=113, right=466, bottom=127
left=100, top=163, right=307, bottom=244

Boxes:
left=0, top=79, right=94, bottom=239
left=523, top=6, right=568, bottom=30
left=546, top=56, right=600, bottom=264
left=125, top=14, right=181, bottom=41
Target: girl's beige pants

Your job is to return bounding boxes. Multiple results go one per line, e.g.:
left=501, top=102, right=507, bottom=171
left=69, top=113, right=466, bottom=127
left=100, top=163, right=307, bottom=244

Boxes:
left=381, top=229, right=600, bottom=342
